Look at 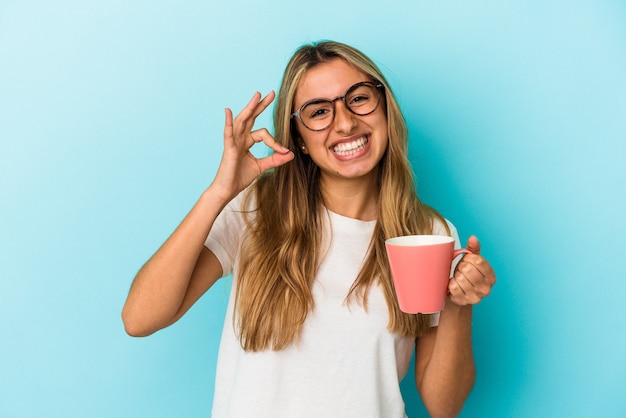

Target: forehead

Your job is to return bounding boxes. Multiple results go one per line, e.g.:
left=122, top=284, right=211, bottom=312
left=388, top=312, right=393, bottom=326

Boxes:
left=294, top=59, right=370, bottom=105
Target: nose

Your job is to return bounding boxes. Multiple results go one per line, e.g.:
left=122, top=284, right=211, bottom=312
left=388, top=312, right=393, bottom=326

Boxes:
left=332, top=100, right=357, bottom=134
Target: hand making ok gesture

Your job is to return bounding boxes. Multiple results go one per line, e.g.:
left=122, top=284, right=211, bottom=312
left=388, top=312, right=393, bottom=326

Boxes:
left=211, top=91, right=294, bottom=202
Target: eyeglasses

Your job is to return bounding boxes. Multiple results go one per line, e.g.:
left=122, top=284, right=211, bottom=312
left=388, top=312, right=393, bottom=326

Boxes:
left=291, top=81, right=384, bottom=131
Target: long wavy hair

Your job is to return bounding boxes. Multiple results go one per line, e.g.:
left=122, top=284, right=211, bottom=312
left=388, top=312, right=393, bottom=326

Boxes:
left=234, top=41, right=448, bottom=351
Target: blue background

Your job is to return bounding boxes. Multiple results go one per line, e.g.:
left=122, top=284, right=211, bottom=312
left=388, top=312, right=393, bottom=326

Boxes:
left=1, top=1, right=625, bottom=417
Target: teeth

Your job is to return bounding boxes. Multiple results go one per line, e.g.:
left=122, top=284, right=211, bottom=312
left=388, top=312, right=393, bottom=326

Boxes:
left=332, top=137, right=368, bottom=156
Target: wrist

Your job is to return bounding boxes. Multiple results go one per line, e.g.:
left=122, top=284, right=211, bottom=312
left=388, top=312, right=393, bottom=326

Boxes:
left=441, top=300, right=473, bottom=320
left=203, top=183, right=237, bottom=208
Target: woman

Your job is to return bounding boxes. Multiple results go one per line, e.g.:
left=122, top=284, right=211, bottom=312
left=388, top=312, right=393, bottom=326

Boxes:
left=122, top=41, right=496, bottom=417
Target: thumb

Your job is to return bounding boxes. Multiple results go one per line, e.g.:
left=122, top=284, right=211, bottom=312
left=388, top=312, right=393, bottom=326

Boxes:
left=257, top=149, right=295, bottom=173
left=466, top=235, right=481, bottom=255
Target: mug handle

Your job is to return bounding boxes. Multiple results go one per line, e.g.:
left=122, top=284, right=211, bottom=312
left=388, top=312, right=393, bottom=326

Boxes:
left=453, top=248, right=473, bottom=259
left=450, top=248, right=473, bottom=280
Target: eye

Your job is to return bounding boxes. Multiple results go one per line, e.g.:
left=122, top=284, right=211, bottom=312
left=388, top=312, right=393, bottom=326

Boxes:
left=348, top=94, right=371, bottom=106
left=347, top=84, right=375, bottom=108
left=304, top=101, right=332, bottom=119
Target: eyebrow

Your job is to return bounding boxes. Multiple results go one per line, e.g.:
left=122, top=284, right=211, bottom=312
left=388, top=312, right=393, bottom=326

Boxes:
left=295, top=80, right=373, bottom=107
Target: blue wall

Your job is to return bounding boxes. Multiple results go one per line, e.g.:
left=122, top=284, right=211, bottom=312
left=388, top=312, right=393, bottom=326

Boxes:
left=1, top=1, right=625, bottom=417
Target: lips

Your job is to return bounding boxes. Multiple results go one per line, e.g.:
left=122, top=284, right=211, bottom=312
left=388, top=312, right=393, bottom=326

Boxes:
left=331, top=136, right=369, bottom=156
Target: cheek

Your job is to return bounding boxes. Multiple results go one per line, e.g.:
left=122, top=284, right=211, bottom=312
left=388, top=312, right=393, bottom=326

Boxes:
left=372, top=115, right=389, bottom=141
left=300, top=131, right=326, bottom=149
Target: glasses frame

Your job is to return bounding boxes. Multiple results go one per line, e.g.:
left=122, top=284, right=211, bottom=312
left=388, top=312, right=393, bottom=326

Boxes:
left=291, top=81, right=384, bottom=132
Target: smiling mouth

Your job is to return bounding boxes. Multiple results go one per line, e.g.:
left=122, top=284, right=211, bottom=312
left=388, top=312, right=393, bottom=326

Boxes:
left=332, top=136, right=369, bottom=156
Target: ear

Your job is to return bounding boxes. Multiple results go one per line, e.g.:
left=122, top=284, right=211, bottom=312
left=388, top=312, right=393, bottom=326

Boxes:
left=290, top=122, right=308, bottom=154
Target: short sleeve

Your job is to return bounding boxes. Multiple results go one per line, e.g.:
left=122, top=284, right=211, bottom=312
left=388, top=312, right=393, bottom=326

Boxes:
left=204, top=191, right=248, bottom=277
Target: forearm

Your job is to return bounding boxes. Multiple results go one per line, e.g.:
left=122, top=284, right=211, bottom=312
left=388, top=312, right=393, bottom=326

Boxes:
left=121, top=185, right=229, bottom=336
left=417, top=303, right=476, bottom=417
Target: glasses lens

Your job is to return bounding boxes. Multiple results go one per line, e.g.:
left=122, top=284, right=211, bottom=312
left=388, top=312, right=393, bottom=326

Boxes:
left=346, top=83, right=380, bottom=115
left=300, top=100, right=333, bottom=131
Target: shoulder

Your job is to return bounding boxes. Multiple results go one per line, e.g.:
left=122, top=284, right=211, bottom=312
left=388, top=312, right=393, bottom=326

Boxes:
left=432, top=217, right=461, bottom=248
left=432, top=217, right=457, bottom=236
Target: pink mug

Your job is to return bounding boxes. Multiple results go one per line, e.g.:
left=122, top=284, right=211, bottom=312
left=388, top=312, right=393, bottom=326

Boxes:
left=385, top=235, right=472, bottom=314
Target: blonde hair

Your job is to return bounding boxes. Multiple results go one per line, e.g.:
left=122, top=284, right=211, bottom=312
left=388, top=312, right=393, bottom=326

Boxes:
left=235, top=41, right=448, bottom=351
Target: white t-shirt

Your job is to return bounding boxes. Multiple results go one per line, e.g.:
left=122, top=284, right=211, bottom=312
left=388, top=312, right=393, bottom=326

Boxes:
left=205, top=192, right=460, bottom=418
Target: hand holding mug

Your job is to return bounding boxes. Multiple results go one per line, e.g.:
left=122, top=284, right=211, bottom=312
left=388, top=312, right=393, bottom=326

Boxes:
left=447, top=236, right=496, bottom=307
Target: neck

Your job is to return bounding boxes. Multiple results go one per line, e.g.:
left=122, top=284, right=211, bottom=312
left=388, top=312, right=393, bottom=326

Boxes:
left=320, top=173, right=379, bottom=221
